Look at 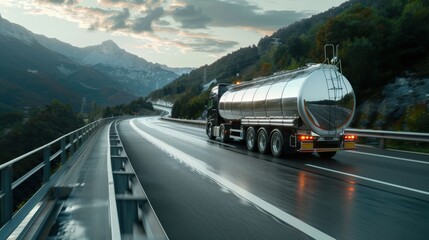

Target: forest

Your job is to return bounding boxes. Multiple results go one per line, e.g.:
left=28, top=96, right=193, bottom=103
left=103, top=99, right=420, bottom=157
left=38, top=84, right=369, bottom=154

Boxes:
left=0, top=97, right=154, bottom=165
left=149, top=0, right=429, bottom=133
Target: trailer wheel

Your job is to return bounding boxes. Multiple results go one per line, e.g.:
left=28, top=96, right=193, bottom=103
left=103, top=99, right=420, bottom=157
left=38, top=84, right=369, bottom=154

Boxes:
left=270, top=130, right=284, bottom=157
left=220, top=124, right=229, bottom=143
left=318, top=152, right=337, bottom=159
left=246, top=127, right=257, bottom=151
left=257, top=128, right=270, bottom=154
left=206, top=123, right=215, bottom=140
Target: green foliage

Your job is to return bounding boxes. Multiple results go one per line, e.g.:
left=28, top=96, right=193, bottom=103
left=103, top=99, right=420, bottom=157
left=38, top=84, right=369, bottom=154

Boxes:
left=0, top=100, right=84, bottom=164
left=101, top=97, right=155, bottom=117
left=172, top=91, right=209, bottom=119
left=0, top=112, right=23, bottom=130
left=405, top=104, right=429, bottom=132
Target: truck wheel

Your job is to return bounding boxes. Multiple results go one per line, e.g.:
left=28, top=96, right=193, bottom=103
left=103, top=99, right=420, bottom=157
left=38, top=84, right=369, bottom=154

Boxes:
left=206, top=123, right=215, bottom=140
left=246, top=127, right=257, bottom=151
left=257, top=128, right=270, bottom=154
left=318, top=152, right=337, bottom=159
left=220, top=124, right=229, bottom=143
left=270, top=130, right=284, bottom=157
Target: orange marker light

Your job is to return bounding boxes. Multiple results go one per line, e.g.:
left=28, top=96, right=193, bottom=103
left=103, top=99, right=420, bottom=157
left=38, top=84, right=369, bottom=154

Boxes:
left=299, top=135, right=314, bottom=141
left=344, top=135, right=357, bottom=141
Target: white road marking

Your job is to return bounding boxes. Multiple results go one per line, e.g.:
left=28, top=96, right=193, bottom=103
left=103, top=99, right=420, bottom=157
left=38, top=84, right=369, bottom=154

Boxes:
left=137, top=118, right=237, bottom=148
left=130, top=119, right=335, bottom=240
left=346, top=150, right=429, bottom=165
left=306, top=164, right=429, bottom=196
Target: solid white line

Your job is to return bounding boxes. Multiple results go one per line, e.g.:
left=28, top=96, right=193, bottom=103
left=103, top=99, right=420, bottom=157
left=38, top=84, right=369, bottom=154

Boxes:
left=130, top=119, right=334, bottom=240
left=306, top=164, right=429, bottom=196
left=346, top=150, right=429, bottom=165
left=137, top=118, right=237, bottom=148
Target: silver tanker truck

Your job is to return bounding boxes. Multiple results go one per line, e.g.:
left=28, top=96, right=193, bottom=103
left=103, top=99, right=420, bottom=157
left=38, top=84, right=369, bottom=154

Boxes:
left=206, top=46, right=357, bottom=158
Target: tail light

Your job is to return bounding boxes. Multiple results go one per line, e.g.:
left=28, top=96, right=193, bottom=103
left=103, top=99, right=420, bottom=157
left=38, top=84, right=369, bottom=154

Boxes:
left=298, top=135, right=316, bottom=141
left=343, top=135, right=357, bottom=141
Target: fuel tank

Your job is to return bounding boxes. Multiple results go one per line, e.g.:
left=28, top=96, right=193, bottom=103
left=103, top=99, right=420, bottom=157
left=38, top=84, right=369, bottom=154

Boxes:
left=218, top=64, right=355, bottom=136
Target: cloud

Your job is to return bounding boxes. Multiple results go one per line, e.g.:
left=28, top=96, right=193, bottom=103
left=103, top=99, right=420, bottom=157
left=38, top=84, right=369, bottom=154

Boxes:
left=132, top=7, right=164, bottom=32
left=10, top=0, right=310, bottom=57
left=100, top=0, right=146, bottom=4
left=108, top=8, right=130, bottom=30
left=37, top=0, right=79, bottom=5
left=98, top=0, right=161, bottom=9
left=180, top=0, right=309, bottom=31
left=172, top=5, right=211, bottom=29
left=184, top=37, right=238, bottom=53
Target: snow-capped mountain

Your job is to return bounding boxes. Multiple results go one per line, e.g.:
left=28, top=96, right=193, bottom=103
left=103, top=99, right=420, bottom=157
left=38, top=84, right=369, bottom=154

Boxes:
left=37, top=37, right=191, bottom=96
left=0, top=16, right=193, bottom=96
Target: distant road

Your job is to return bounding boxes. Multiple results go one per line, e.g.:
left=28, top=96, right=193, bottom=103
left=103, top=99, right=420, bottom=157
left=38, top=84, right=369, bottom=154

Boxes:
left=152, top=104, right=172, bottom=116
left=118, top=116, right=429, bottom=240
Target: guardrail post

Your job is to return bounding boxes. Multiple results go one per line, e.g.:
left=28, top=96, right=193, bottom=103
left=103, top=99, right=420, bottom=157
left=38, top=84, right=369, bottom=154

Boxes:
left=379, top=139, right=386, bottom=149
left=69, top=134, right=75, bottom=156
left=43, top=146, right=51, bottom=183
left=83, top=127, right=88, bottom=142
left=76, top=131, right=80, bottom=149
left=61, top=138, right=66, bottom=165
left=79, top=129, right=83, bottom=146
left=1, top=165, right=13, bottom=226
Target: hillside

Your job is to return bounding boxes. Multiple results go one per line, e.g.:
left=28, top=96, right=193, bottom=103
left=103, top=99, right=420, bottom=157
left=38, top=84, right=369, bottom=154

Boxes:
left=0, top=33, right=135, bottom=112
left=149, top=0, right=429, bottom=132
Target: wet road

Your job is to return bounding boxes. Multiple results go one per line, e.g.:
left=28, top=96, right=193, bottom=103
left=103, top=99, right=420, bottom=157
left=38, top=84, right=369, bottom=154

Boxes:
left=118, top=116, right=429, bottom=240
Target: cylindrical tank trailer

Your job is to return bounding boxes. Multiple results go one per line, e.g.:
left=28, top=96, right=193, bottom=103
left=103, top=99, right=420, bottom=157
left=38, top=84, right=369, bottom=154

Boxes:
left=206, top=60, right=357, bottom=158
left=219, top=64, right=355, bottom=137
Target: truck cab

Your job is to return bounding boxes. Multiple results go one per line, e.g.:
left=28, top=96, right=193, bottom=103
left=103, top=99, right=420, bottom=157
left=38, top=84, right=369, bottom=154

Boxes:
left=206, top=84, right=229, bottom=140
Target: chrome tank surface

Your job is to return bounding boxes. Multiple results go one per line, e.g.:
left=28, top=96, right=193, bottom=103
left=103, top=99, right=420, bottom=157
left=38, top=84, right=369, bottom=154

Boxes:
left=218, top=64, right=355, bottom=136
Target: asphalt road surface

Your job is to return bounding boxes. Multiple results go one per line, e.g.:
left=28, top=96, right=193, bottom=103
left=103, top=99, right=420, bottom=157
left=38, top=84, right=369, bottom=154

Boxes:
left=117, top=116, right=429, bottom=240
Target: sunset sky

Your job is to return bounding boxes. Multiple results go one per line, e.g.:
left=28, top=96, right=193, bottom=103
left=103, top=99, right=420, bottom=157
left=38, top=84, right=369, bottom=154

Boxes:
left=0, top=0, right=347, bottom=68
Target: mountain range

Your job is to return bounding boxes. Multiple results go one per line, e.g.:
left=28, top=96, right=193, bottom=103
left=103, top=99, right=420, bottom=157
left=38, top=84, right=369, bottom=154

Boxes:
left=0, top=16, right=192, bottom=112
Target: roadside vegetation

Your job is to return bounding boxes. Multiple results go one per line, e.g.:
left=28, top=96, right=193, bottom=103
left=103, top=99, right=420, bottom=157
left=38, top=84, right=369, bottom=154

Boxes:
left=0, top=97, right=154, bottom=165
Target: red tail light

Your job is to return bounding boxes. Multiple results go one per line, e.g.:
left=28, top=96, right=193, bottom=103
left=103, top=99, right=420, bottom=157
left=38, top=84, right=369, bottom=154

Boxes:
left=344, top=135, right=357, bottom=141
left=299, top=135, right=315, bottom=141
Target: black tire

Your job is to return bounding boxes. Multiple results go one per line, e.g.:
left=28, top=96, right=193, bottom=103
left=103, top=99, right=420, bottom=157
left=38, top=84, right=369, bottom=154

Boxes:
left=220, top=124, right=229, bottom=143
left=318, top=151, right=337, bottom=159
left=206, top=123, right=215, bottom=140
left=257, top=128, right=270, bottom=154
left=246, top=127, right=257, bottom=151
left=270, top=130, right=284, bottom=157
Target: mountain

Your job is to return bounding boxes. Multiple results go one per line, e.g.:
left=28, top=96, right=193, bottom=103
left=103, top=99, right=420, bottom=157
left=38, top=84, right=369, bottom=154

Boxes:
left=35, top=35, right=192, bottom=96
left=0, top=15, right=192, bottom=98
left=0, top=17, right=135, bottom=113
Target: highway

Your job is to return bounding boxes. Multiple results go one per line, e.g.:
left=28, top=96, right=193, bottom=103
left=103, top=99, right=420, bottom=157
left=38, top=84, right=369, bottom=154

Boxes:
left=117, top=116, right=429, bottom=240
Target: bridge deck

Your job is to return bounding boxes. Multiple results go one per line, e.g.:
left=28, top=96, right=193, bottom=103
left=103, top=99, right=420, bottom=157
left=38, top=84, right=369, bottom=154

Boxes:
left=47, top=125, right=112, bottom=239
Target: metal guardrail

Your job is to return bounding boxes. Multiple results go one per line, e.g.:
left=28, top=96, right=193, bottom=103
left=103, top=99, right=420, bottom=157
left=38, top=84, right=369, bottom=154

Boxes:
left=162, top=117, right=429, bottom=146
left=346, top=128, right=429, bottom=142
left=0, top=119, right=105, bottom=238
left=346, top=128, right=429, bottom=148
left=108, top=121, right=168, bottom=240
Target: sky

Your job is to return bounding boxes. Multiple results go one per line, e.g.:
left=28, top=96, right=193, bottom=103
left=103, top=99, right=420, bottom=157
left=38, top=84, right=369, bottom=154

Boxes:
left=0, top=0, right=347, bottom=68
